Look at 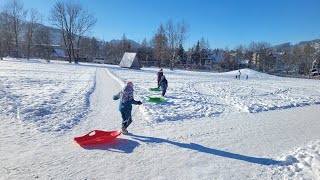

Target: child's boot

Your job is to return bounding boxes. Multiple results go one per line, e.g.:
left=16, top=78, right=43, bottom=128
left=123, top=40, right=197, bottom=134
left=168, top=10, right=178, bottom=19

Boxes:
left=122, top=127, right=128, bottom=135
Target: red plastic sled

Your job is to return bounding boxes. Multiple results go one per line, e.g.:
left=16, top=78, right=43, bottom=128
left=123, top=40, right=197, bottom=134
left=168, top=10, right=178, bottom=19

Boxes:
left=74, top=130, right=121, bottom=146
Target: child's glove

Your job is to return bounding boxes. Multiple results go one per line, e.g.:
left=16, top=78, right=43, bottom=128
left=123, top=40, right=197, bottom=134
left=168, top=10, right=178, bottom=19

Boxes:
left=113, top=95, right=119, bottom=100
left=138, top=101, right=142, bottom=105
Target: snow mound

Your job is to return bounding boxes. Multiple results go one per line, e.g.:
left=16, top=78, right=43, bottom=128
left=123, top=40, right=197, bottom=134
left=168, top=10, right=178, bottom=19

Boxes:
left=223, top=68, right=278, bottom=79
left=0, top=59, right=96, bottom=132
left=275, top=140, right=320, bottom=179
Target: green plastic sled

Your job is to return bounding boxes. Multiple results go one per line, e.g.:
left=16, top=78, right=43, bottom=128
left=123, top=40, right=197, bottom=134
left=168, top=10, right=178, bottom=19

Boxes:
left=147, top=97, right=165, bottom=103
left=149, top=87, right=161, bottom=91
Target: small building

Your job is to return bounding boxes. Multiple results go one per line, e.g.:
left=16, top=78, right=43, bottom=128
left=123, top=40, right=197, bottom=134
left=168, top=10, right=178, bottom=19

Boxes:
left=119, top=52, right=141, bottom=69
left=35, top=44, right=62, bottom=60
left=9, top=50, right=19, bottom=58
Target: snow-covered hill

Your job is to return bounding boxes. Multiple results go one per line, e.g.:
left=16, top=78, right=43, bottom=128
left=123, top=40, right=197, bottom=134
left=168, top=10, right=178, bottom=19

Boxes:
left=0, top=58, right=319, bottom=179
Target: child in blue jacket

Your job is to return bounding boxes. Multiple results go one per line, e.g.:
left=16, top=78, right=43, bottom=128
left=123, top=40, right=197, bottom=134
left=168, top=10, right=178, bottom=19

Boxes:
left=159, top=75, right=168, bottom=96
left=157, top=69, right=164, bottom=88
left=113, top=81, right=142, bottom=134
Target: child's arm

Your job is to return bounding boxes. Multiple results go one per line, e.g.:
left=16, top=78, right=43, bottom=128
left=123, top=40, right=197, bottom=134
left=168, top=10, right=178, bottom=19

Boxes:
left=113, top=91, right=122, bottom=100
left=129, top=99, right=142, bottom=105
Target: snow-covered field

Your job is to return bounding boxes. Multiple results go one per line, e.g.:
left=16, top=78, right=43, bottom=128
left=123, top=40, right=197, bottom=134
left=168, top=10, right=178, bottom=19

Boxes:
left=108, top=65, right=320, bottom=123
left=0, top=58, right=96, bottom=132
left=1, top=58, right=320, bottom=179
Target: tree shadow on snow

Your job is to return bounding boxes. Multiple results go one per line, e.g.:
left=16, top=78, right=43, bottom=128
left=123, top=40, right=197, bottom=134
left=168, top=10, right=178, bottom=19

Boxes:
left=130, top=134, right=287, bottom=166
left=80, top=138, right=140, bottom=153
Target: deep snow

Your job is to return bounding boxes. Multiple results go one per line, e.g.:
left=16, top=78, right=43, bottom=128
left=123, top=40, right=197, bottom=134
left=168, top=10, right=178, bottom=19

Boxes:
left=0, top=58, right=96, bottom=132
left=0, top=58, right=320, bottom=179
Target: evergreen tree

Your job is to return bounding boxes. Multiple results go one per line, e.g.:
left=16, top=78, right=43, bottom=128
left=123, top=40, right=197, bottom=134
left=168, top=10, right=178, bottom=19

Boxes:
left=192, top=41, right=201, bottom=65
left=90, top=37, right=99, bottom=58
left=121, top=33, right=131, bottom=52
left=137, top=38, right=149, bottom=64
left=177, top=43, right=185, bottom=64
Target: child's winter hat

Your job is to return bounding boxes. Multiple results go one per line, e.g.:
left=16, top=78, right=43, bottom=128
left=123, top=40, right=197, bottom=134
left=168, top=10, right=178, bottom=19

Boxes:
left=159, top=68, right=163, bottom=72
left=126, top=81, right=134, bottom=87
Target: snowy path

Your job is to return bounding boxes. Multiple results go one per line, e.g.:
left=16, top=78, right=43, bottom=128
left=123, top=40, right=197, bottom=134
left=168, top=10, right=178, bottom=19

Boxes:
left=1, top=61, right=320, bottom=179
left=71, top=68, right=123, bottom=133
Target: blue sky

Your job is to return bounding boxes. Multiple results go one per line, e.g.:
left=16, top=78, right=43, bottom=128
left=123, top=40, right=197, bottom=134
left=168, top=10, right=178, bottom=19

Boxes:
left=1, top=0, right=320, bottom=49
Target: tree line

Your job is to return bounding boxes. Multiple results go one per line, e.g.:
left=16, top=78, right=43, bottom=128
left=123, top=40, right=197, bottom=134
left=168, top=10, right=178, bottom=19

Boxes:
left=0, top=0, right=96, bottom=63
left=220, top=41, right=320, bottom=75
left=1, top=0, right=319, bottom=75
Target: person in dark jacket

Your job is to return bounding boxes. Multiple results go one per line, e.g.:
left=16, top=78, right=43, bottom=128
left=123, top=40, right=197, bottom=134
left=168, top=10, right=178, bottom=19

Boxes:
left=157, top=69, right=164, bottom=88
left=238, top=70, right=241, bottom=80
left=159, top=75, right=168, bottom=96
left=113, top=81, right=142, bottom=134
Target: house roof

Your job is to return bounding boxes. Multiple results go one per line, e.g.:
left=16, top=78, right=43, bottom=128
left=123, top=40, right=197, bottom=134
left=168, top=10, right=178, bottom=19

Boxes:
left=211, top=53, right=222, bottom=62
left=53, top=49, right=65, bottom=57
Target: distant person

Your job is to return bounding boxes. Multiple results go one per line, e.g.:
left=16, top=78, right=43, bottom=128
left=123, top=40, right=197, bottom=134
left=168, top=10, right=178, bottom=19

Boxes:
left=113, top=81, right=142, bottom=135
left=238, top=70, right=241, bottom=80
left=157, top=69, right=164, bottom=88
left=246, top=75, right=248, bottom=80
left=159, top=75, right=168, bottom=96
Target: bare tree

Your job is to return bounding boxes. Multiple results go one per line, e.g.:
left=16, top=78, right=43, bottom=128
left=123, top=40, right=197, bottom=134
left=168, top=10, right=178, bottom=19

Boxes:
left=292, top=46, right=303, bottom=73
left=235, top=44, right=246, bottom=69
left=278, top=47, right=292, bottom=74
left=302, top=43, right=316, bottom=74
left=199, top=37, right=210, bottom=50
left=0, top=13, right=7, bottom=58
left=0, top=11, right=14, bottom=58
left=104, top=34, right=132, bottom=64
left=0, top=28, right=3, bottom=59
left=49, top=2, right=69, bottom=61
left=165, top=19, right=189, bottom=68
left=153, top=24, right=169, bottom=67
left=221, top=49, right=232, bottom=70
left=247, top=41, right=258, bottom=68
left=74, top=6, right=97, bottom=62
left=248, top=42, right=257, bottom=52
left=49, top=1, right=96, bottom=63
left=3, top=0, right=27, bottom=51
left=24, top=9, right=41, bottom=59
left=120, top=33, right=131, bottom=53
left=166, top=19, right=177, bottom=68
left=177, top=20, right=189, bottom=46
left=255, top=41, right=272, bottom=71
left=34, top=26, right=52, bottom=59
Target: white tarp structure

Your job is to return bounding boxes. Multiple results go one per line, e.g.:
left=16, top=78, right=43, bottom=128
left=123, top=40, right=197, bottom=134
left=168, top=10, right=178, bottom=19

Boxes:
left=119, top=52, right=141, bottom=69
